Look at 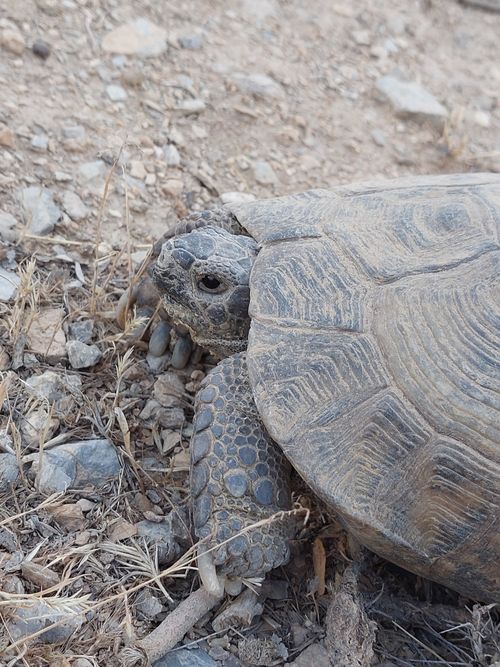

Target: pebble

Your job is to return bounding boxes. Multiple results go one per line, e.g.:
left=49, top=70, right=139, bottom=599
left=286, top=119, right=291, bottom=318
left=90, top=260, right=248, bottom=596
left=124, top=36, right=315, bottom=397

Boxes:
left=26, top=371, right=82, bottom=416
left=31, top=134, right=49, bottom=151
left=73, top=660, right=94, bottom=667
left=162, top=178, right=183, bottom=197
left=4, top=599, right=83, bottom=644
left=78, top=160, right=107, bottom=182
left=18, top=185, right=61, bottom=234
left=371, top=128, right=386, bottom=146
left=178, top=33, right=205, bottom=50
left=32, top=38, right=51, bottom=59
left=0, top=267, right=20, bottom=302
left=164, top=144, right=181, bottom=166
left=376, top=75, right=448, bottom=126
left=176, top=98, right=206, bottom=114
left=20, top=406, right=59, bottom=448
left=27, top=307, right=67, bottom=362
left=1, top=26, right=25, bottom=55
left=121, top=67, right=144, bottom=87
left=62, top=190, right=88, bottom=221
left=129, top=160, right=147, bottom=180
left=0, top=127, right=16, bottom=148
left=135, top=589, right=164, bottom=620
left=253, top=159, right=278, bottom=185
left=153, top=372, right=185, bottom=407
left=34, top=439, right=120, bottom=493
left=69, top=319, right=94, bottom=343
left=102, top=18, right=168, bottom=57
left=63, top=125, right=86, bottom=140
left=231, top=72, right=284, bottom=98
left=136, top=509, right=190, bottom=564
left=106, top=84, right=127, bottom=101
left=54, top=171, right=73, bottom=182
left=0, top=453, right=19, bottom=492
left=288, top=643, right=330, bottom=666
left=153, top=649, right=217, bottom=667
left=66, top=340, right=102, bottom=369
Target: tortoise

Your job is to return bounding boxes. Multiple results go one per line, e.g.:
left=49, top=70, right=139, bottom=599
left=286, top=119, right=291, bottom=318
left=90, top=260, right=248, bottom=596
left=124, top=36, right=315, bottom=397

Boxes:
left=129, top=173, right=500, bottom=602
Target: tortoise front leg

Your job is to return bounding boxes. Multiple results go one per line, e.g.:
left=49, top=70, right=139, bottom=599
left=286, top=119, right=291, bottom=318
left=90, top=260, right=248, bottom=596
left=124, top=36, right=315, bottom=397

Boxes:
left=191, top=352, right=295, bottom=594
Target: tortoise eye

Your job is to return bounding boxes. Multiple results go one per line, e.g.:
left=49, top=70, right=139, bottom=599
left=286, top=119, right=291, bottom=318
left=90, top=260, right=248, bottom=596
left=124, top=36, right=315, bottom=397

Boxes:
left=198, top=274, right=225, bottom=293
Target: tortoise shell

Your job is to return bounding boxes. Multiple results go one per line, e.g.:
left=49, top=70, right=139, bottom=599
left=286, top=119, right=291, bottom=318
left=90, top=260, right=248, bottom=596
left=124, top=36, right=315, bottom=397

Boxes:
left=227, top=173, right=500, bottom=601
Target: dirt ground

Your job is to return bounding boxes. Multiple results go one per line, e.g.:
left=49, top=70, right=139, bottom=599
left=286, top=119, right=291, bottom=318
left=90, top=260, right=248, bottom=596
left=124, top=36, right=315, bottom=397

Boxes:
left=0, top=0, right=499, bottom=666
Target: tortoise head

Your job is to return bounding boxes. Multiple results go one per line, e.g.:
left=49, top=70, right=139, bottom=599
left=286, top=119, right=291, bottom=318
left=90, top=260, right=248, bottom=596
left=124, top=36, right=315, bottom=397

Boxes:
left=153, top=226, right=258, bottom=357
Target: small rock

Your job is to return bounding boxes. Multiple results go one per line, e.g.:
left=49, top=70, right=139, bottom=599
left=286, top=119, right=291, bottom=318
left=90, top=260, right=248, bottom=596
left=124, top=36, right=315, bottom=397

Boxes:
left=288, top=643, right=330, bottom=667
left=164, top=144, right=181, bottom=166
left=473, top=110, right=491, bottom=127
left=62, top=125, right=86, bottom=140
left=376, top=75, right=448, bottom=127
left=48, top=503, right=86, bottom=531
left=178, top=32, right=205, bottom=50
left=0, top=346, right=10, bottom=370
left=153, top=648, right=217, bottom=667
left=351, top=29, right=372, bottom=46
left=78, top=160, right=107, bottom=182
left=0, top=453, right=19, bottom=492
left=73, top=660, right=94, bottom=667
left=129, top=160, right=147, bottom=180
left=0, top=126, right=16, bottom=148
left=220, top=191, right=256, bottom=205
left=54, top=171, right=73, bottom=182
left=26, top=370, right=82, bottom=415
left=18, top=186, right=61, bottom=235
left=31, top=134, right=49, bottom=151
left=253, top=159, right=278, bottom=185
left=20, top=406, right=59, bottom=448
left=162, top=178, right=183, bottom=197
left=68, top=319, right=94, bottom=343
left=0, top=267, right=20, bottom=302
left=231, top=72, right=284, bottom=98
left=1, top=26, right=25, bottom=55
left=62, top=190, right=88, bottom=221
left=135, top=589, right=164, bottom=620
left=4, top=599, right=83, bottom=644
left=27, top=307, right=66, bottom=362
left=136, top=509, right=190, bottom=565
left=32, top=38, right=51, bottom=59
left=153, top=372, right=185, bottom=407
left=121, top=67, right=144, bottom=87
left=66, top=340, right=102, bottom=369
left=102, top=18, right=168, bottom=57
left=34, top=439, right=120, bottom=493
left=176, top=98, right=206, bottom=114
left=371, top=128, right=386, bottom=146
left=106, top=84, right=127, bottom=101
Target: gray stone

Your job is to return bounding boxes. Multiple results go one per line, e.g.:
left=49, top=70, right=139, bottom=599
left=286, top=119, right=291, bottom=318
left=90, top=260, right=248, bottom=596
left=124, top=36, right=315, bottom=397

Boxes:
left=0, top=211, right=19, bottom=242
left=78, top=160, right=107, bottom=182
left=135, top=589, right=164, bottom=620
left=35, top=439, right=120, bottom=493
left=102, top=18, right=168, bottom=57
left=62, top=125, right=86, bottom=140
left=178, top=33, right=205, bottom=50
left=253, top=160, right=278, bottom=185
left=32, top=38, right=51, bottom=60
left=106, top=84, right=127, bottom=101
left=136, top=509, right=190, bottom=565
left=232, top=72, right=284, bottom=98
left=31, top=134, right=49, bottom=151
left=376, top=76, right=448, bottom=126
left=0, top=453, right=19, bottom=491
left=0, top=267, right=20, bottom=302
left=26, top=370, right=82, bottom=406
left=66, top=340, right=102, bottom=369
left=371, top=128, right=386, bottom=146
left=154, top=648, right=217, bottom=667
left=220, top=191, right=256, bottom=204
left=62, top=190, right=88, bottom=221
left=164, top=144, right=181, bottom=166
left=288, top=642, right=330, bottom=666
left=18, top=186, right=61, bottom=234
left=4, top=599, right=83, bottom=644
left=176, top=98, right=206, bottom=114
left=69, top=319, right=94, bottom=343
